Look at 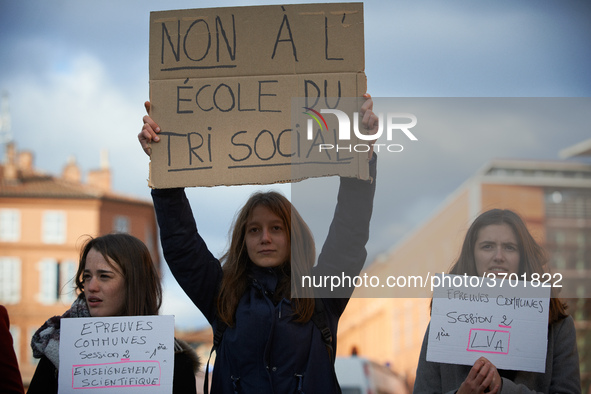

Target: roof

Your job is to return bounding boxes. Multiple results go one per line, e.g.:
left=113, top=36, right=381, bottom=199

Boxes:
left=0, top=165, right=151, bottom=205
left=475, top=158, right=591, bottom=188
left=559, top=138, right=591, bottom=159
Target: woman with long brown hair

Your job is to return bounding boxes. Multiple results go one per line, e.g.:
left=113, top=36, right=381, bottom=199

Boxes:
left=216, top=190, right=317, bottom=326
left=139, top=95, right=378, bottom=393
left=28, top=233, right=200, bottom=394
left=414, top=209, right=580, bottom=393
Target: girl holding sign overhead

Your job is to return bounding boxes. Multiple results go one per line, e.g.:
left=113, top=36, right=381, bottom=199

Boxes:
left=138, top=94, right=378, bottom=393
left=28, top=233, right=200, bottom=394
left=414, top=209, right=580, bottom=394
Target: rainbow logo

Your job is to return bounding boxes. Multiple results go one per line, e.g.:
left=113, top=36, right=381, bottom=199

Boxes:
left=303, top=107, right=328, bottom=132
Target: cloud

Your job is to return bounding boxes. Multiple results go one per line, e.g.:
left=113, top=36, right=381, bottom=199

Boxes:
left=5, top=51, right=149, bottom=195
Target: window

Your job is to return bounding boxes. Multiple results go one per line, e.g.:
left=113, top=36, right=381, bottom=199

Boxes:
left=113, top=215, right=130, bottom=233
left=38, top=259, right=58, bottom=304
left=0, top=257, right=21, bottom=304
left=0, top=209, right=20, bottom=242
left=38, top=259, right=78, bottom=304
left=42, top=211, right=66, bottom=244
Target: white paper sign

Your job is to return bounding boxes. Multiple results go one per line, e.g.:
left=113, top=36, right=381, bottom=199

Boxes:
left=58, top=315, right=175, bottom=393
left=427, top=274, right=550, bottom=373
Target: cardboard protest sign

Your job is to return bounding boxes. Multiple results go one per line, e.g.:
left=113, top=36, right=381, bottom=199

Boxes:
left=58, top=315, right=174, bottom=393
left=427, top=274, right=550, bottom=373
left=148, top=3, right=368, bottom=188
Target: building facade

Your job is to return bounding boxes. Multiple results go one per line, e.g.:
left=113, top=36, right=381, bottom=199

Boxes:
left=0, top=143, right=159, bottom=385
left=337, top=153, right=591, bottom=389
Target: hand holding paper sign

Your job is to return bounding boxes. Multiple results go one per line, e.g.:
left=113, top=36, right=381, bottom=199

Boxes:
left=457, top=357, right=501, bottom=394
left=148, top=72, right=377, bottom=391
left=139, top=101, right=159, bottom=156
left=359, top=93, right=379, bottom=159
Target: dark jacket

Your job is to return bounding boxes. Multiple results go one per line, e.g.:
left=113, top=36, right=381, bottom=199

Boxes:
left=0, top=305, right=25, bottom=394
left=28, top=339, right=199, bottom=394
left=152, top=156, right=377, bottom=393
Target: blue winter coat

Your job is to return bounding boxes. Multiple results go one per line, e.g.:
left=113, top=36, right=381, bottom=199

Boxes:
left=151, top=156, right=376, bottom=393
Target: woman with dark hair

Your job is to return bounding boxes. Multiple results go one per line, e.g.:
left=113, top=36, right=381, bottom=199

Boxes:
left=28, top=233, right=200, bottom=394
left=139, top=95, right=378, bottom=393
left=414, top=209, right=580, bottom=394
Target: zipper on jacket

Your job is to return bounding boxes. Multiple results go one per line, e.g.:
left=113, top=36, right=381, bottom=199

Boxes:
left=294, top=373, right=304, bottom=393
left=231, top=375, right=240, bottom=394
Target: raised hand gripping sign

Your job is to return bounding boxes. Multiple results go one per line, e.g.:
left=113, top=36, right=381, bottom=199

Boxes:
left=58, top=315, right=174, bottom=393
left=427, top=274, right=550, bottom=373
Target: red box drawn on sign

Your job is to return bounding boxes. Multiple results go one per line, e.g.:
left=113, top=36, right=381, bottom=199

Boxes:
left=466, top=328, right=510, bottom=355
left=71, top=360, right=161, bottom=389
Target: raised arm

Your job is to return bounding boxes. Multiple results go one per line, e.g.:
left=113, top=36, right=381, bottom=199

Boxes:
left=151, top=188, right=222, bottom=324
left=310, top=94, right=379, bottom=311
left=140, top=102, right=222, bottom=324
